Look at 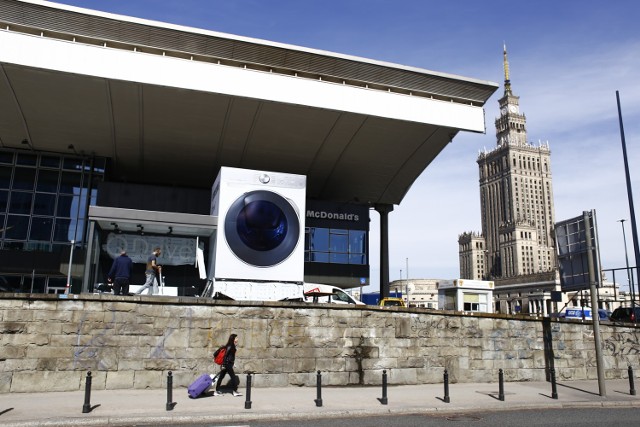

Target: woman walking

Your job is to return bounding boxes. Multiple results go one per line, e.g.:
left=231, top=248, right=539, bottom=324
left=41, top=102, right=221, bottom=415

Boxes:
left=214, top=334, right=242, bottom=396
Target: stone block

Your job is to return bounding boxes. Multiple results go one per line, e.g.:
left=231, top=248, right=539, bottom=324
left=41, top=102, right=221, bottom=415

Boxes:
left=0, top=358, right=38, bottom=372
left=0, top=334, right=49, bottom=346
left=34, top=310, right=73, bottom=322
left=0, top=372, right=12, bottom=392
left=134, top=370, right=162, bottom=389
left=27, top=346, right=75, bottom=359
left=11, top=371, right=82, bottom=392
left=3, top=310, right=34, bottom=322
left=253, top=373, right=289, bottom=388
left=105, top=371, right=135, bottom=390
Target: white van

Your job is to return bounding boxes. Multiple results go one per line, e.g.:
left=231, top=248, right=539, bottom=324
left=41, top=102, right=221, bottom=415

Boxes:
left=303, top=283, right=365, bottom=305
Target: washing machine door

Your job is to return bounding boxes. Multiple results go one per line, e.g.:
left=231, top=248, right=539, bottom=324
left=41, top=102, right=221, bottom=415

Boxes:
left=224, top=190, right=301, bottom=267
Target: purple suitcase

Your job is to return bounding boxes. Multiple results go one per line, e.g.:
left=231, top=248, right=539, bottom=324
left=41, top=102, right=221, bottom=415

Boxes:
left=188, top=373, right=213, bottom=398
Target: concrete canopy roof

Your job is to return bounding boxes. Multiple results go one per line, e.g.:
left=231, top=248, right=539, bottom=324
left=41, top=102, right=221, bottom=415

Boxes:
left=0, top=0, right=498, bottom=206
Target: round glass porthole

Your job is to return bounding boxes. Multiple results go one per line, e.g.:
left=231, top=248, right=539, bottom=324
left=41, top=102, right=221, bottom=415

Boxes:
left=224, top=190, right=300, bottom=267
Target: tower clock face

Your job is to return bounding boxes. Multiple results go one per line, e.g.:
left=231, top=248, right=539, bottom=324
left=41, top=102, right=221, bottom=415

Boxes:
left=501, top=107, right=507, bottom=114
left=509, top=105, right=518, bottom=113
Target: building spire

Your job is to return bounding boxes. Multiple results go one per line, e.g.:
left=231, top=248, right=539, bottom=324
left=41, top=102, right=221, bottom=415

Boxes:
left=503, top=43, right=512, bottom=95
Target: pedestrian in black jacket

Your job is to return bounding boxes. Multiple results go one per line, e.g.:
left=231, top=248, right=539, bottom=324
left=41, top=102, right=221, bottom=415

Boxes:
left=214, top=333, right=242, bottom=396
left=107, top=250, right=133, bottom=295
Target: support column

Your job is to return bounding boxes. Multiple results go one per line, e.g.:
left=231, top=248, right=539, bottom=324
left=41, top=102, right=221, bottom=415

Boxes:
left=375, top=204, right=394, bottom=299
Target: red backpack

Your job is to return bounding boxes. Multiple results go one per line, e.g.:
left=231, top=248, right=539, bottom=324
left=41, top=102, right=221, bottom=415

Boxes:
left=213, top=346, right=226, bottom=365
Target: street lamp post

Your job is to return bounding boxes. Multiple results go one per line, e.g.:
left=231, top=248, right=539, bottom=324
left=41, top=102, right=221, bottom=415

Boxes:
left=618, top=219, right=636, bottom=309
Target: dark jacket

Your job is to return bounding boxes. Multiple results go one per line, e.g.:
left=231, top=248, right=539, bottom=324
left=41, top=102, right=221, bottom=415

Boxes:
left=223, top=344, right=237, bottom=367
left=108, top=254, right=133, bottom=280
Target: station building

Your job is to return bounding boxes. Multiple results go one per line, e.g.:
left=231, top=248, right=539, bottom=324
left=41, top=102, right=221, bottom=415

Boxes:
left=0, top=0, right=497, bottom=296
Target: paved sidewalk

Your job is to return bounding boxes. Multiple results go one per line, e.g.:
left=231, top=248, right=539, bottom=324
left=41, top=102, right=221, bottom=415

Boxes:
left=1, top=379, right=638, bottom=426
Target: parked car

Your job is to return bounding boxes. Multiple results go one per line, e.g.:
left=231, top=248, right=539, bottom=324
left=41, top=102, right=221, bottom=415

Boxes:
left=610, top=306, right=640, bottom=323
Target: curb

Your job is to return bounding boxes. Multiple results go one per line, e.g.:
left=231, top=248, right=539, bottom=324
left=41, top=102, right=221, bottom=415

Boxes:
left=3, top=400, right=640, bottom=427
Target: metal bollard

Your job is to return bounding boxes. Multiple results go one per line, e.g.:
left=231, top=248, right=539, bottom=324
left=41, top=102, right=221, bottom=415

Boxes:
left=550, top=368, right=558, bottom=399
left=314, top=370, right=323, bottom=407
left=629, top=366, right=637, bottom=396
left=82, top=371, right=92, bottom=413
left=380, top=369, right=388, bottom=405
left=166, top=371, right=174, bottom=411
left=443, top=369, right=450, bottom=403
left=245, top=373, right=253, bottom=409
left=498, top=369, right=505, bottom=401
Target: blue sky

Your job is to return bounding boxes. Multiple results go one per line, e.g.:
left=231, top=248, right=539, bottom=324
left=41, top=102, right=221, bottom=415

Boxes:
left=51, top=0, right=640, bottom=291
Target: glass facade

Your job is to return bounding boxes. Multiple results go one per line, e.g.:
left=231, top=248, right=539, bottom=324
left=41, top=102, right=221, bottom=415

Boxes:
left=0, top=149, right=105, bottom=293
left=304, top=227, right=367, bottom=265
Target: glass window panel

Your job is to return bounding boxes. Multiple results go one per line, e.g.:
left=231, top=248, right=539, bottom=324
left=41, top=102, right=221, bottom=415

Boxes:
left=30, top=217, right=53, bottom=241
left=93, top=158, right=106, bottom=173
left=16, top=153, right=37, bottom=166
left=0, top=190, right=7, bottom=212
left=4, top=241, right=27, bottom=250
left=309, top=228, right=329, bottom=251
left=36, top=170, right=59, bottom=192
left=57, top=194, right=79, bottom=217
left=12, top=168, right=36, bottom=191
left=304, top=228, right=311, bottom=251
left=59, top=172, right=82, bottom=194
left=0, top=275, right=23, bottom=292
left=310, top=252, right=329, bottom=263
left=0, top=151, right=13, bottom=164
left=330, top=253, right=349, bottom=264
left=90, top=187, right=98, bottom=206
left=33, top=193, right=56, bottom=216
left=349, top=254, right=366, bottom=265
left=77, top=188, right=89, bottom=219
left=54, top=218, right=71, bottom=242
left=349, top=230, right=366, bottom=254
left=69, top=219, right=84, bottom=242
left=0, top=214, right=5, bottom=236
left=40, top=155, right=60, bottom=168
left=9, top=191, right=33, bottom=214
left=5, top=215, right=29, bottom=240
left=0, top=166, right=11, bottom=189
left=63, top=158, right=83, bottom=171
left=329, top=231, right=348, bottom=253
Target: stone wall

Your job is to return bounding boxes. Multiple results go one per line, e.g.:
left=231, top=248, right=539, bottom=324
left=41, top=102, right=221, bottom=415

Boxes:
left=1, top=293, right=639, bottom=393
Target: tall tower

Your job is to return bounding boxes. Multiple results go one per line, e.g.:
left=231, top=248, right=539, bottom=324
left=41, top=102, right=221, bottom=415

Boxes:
left=469, top=46, right=557, bottom=283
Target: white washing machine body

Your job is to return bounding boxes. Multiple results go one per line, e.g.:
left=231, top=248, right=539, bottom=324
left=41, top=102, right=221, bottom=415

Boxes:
left=210, top=167, right=306, bottom=283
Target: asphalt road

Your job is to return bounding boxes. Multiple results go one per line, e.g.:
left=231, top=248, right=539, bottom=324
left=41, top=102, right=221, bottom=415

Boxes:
left=161, top=407, right=638, bottom=427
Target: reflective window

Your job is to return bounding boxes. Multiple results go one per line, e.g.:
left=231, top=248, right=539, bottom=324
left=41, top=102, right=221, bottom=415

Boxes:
left=36, top=170, right=59, bottom=192
left=8, top=191, right=33, bottom=214
left=0, top=190, right=7, bottom=212
left=0, top=152, right=13, bottom=164
left=12, top=168, right=36, bottom=191
left=0, top=166, right=11, bottom=189
left=305, top=227, right=367, bottom=265
left=30, top=217, right=53, bottom=241
left=33, top=193, right=56, bottom=216
left=329, top=229, right=348, bottom=253
left=5, top=215, right=29, bottom=240
left=56, top=194, right=77, bottom=217
left=63, top=158, right=83, bottom=171
left=59, top=172, right=82, bottom=194
left=54, top=218, right=71, bottom=242
left=330, top=253, right=349, bottom=264
left=40, top=156, right=60, bottom=168
left=16, top=153, right=37, bottom=166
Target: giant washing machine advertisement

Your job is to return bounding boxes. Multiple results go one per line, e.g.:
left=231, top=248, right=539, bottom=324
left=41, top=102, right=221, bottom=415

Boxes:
left=211, top=167, right=306, bottom=282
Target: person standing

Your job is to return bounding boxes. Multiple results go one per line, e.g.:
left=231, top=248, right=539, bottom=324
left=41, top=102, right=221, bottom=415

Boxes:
left=214, top=334, right=242, bottom=396
left=107, top=250, right=133, bottom=295
left=135, top=247, right=162, bottom=295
